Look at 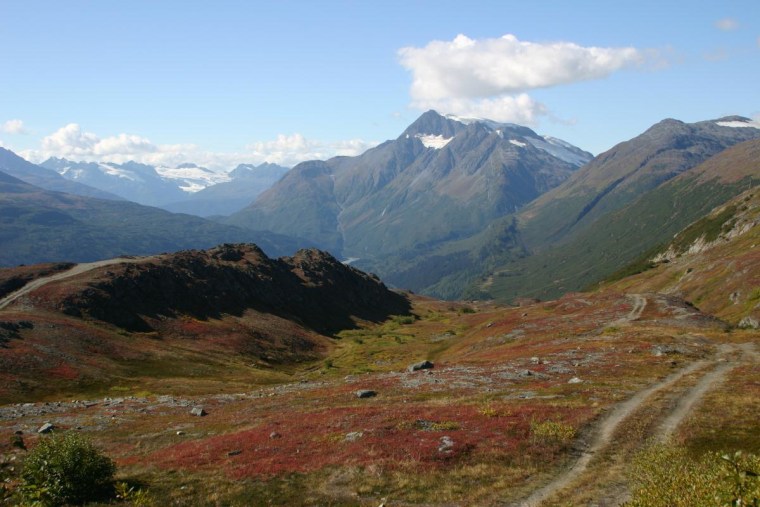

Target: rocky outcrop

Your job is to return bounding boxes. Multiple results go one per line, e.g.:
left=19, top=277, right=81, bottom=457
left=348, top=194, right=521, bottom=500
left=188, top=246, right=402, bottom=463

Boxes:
left=56, top=244, right=410, bottom=334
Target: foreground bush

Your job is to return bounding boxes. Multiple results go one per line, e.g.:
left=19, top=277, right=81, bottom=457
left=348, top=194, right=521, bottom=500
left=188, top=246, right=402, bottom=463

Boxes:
left=21, top=432, right=115, bottom=506
left=626, top=444, right=760, bottom=507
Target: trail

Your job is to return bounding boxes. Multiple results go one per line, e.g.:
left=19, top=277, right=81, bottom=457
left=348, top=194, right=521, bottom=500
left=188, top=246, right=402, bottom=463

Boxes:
left=0, top=258, right=133, bottom=311
left=615, top=294, right=647, bottom=325
left=515, top=342, right=754, bottom=507
left=514, top=358, right=709, bottom=507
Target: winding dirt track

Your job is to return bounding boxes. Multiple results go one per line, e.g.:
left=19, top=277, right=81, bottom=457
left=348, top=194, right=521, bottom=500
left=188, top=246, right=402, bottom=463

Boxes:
left=514, top=341, right=752, bottom=507
left=0, top=258, right=133, bottom=311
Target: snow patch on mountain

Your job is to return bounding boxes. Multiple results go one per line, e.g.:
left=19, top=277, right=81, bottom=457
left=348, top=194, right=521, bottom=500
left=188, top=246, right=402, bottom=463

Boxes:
left=526, top=137, right=591, bottom=167
left=155, top=165, right=230, bottom=193
left=509, top=139, right=527, bottom=148
left=716, top=119, right=760, bottom=129
left=416, top=134, right=453, bottom=149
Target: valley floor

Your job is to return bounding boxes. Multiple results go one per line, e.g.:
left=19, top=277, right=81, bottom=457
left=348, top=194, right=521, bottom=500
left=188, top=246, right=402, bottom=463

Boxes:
left=1, top=292, right=757, bottom=506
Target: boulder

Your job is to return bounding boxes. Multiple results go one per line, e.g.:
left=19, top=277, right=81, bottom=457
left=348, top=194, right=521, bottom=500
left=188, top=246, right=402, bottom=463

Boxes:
left=190, top=406, right=206, bottom=417
left=37, top=422, right=55, bottom=434
left=408, top=360, right=434, bottom=372
left=356, top=390, right=377, bottom=399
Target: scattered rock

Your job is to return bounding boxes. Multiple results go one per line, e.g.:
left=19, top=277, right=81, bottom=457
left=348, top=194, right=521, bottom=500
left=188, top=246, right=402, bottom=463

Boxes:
left=738, top=316, right=759, bottom=329
left=227, top=449, right=242, bottom=456
left=176, top=431, right=185, bottom=436
left=530, top=357, right=540, bottom=365
left=344, top=431, right=363, bottom=442
left=269, top=431, right=282, bottom=439
left=519, top=369, right=533, bottom=377
left=438, top=436, right=454, bottom=453
left=730, top=291, right=741, bottom=304
left=408, top=360, right=434, bottom=372
left=37, top=422, right=55, bottom=434
left=190, top=406, right=206, bottom=417
left=356, top=390, right=377, bottom=399
left=568, top=377, right=583, bottom=384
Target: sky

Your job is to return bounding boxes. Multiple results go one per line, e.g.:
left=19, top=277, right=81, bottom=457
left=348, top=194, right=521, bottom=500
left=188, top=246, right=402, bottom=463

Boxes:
left=1, top=0, right=758, bottom=170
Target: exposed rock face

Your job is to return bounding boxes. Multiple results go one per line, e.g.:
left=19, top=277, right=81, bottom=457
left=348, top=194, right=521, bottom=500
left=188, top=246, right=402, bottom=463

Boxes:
left=55, top=243, right=410, bottom=334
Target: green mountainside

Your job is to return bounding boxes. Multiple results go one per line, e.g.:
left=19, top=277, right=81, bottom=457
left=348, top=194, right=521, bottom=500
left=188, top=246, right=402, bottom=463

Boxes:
left=472, top=120, right=760, bottom=302
left=0, top=170, right=304, bottom=266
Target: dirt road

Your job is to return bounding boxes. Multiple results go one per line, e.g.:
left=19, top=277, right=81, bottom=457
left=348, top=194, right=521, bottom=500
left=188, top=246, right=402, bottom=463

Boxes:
left=0, top=258, right=133, bottom=311
left=515, top=342, right=751, bottom=507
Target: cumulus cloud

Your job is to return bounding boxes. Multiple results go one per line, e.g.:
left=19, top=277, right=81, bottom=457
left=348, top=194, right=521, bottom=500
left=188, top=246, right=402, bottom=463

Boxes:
left=20, top=124, right=377, bottom=171
left=715, top=18, right=739, bottom=31
left=1, top=119, right=28, bottom=135
left=399, top=34, right=655, bottom=124
left=247, top=133, right=377, bottom=166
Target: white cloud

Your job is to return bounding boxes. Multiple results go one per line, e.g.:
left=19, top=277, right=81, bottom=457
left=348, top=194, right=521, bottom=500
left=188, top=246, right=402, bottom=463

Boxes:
left=247, top=133, right=377, bottom=166
left=399, top=33, right=655, bottom=124
left=20, top=124, right=378, bottom=171
left=1, top=119, right=28, bottom=135
left=715, top=18, right=739, bottom=31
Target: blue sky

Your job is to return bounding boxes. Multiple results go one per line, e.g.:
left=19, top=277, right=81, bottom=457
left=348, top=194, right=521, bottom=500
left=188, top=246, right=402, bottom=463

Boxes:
left=1, top=0, right=758, bottom=169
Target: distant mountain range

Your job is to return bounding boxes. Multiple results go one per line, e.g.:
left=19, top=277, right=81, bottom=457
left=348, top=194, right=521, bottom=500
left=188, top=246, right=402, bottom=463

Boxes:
left=39, top=157, right=288, bottom=215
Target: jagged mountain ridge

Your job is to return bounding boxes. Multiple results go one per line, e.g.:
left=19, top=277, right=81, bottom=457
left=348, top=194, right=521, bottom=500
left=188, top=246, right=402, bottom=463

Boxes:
left=0, top=148, right=121, bottom=201
left=40, top=158, right=289, bottom=214
left=226, top=110, right=592, bottom=260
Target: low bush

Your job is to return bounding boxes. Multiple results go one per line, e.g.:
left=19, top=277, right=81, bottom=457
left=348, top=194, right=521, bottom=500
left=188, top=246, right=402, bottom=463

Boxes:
left=626, top=444, right=760, bottom=507
left=20, top=431, right=115, bottom=506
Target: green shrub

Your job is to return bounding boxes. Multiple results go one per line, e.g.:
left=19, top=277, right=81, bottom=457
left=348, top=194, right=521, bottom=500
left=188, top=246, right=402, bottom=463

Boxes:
left=530, top=420, right=576, bottom=444
left=21, top=432, right=115, bottom=506
left=626, top=444, right=760, bottom=507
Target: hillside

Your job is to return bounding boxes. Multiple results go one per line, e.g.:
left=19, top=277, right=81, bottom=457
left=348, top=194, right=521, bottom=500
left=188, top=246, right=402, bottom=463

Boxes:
left=605, top=186, right=760, bottom=327
left=0, top=244, right=410, bottom=401
left=476, top=120, right=760, bottom=303
left=0, top=167, right=305, bottom=266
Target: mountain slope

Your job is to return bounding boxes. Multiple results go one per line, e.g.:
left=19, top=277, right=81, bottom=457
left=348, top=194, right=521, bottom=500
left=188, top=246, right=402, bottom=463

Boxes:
left=517, top=116, right=760, bottom=248
left=604, top=186, right=760, bottom=326
left=0, top=167, right=305, bottom=266
left=0, top=148, right=121, bottom=200
left=227, top=110, right=591, bottom=263
left=478, top=134, right=760, bottom=302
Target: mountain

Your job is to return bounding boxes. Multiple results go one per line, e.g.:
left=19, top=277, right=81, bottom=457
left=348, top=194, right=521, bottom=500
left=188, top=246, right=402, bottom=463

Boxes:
left=604, top=185, right=760, bottom=327
left=0, top=243, right=410, bottom=400
left=161, top=162, right=289, bottom=217
left=0, top=148, right=120, bottom=200
left=226, top=110, right=591, bottom=264
left=475, top=118, right=760, bottom=302
left=39, top=158, right=228, bottom=207
left=0, top=164, right=306, bottom=266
